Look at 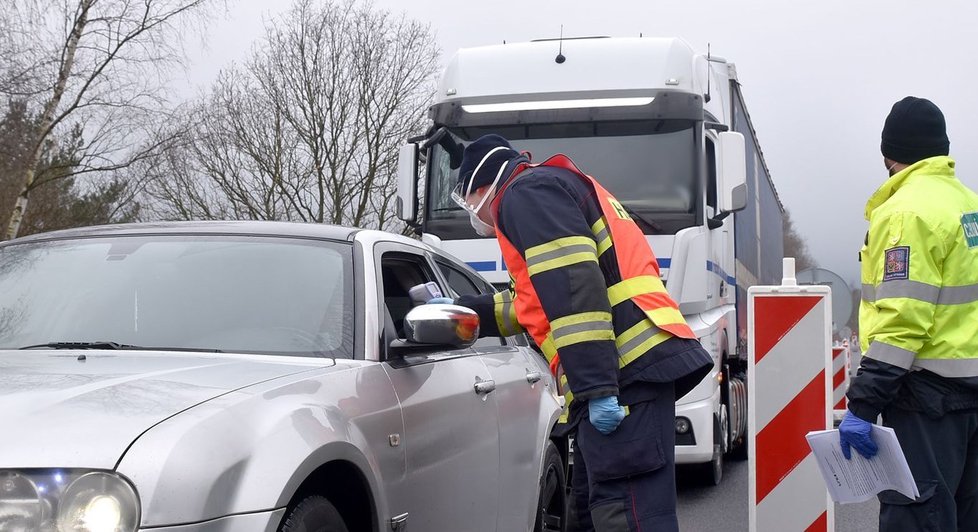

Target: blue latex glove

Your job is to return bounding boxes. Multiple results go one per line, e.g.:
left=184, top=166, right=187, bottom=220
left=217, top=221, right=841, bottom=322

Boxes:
left=588, top=395, right=626, bottom=435
left=839, top=411, right=878, bottom=460
left=426, top=297, right=455, bottom=305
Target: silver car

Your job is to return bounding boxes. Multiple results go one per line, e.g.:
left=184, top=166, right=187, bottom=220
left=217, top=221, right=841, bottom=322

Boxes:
left=0, top=222, right=567, bottom=532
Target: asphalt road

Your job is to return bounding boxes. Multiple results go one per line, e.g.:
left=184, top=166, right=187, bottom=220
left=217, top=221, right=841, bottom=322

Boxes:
left=676, top=458, right=879, bottom=531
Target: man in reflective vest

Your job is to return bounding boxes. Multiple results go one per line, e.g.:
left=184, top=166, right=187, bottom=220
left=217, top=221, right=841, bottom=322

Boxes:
left=841, top=97, right=978, bottom=531
left=445, top=134, right=712, bottom=532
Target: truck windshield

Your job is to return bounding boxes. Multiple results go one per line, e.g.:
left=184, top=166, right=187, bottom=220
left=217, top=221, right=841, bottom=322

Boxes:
left=0, top=235, right=354, bottom=358
left=428, top=120, right=699, bottom=234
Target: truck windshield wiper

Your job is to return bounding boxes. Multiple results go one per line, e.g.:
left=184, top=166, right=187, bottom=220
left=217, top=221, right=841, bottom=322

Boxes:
left=19, top=341, right=135, bottom=350
left=621, top=205, right=665, bottom=234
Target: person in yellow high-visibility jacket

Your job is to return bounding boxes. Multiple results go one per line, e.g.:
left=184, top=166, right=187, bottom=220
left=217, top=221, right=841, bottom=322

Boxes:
left=842, top=97, right=978, bottom=531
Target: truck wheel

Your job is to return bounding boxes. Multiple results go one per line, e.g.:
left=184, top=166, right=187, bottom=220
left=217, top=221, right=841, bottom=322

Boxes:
left=694, top=410, right=726, bottom=486
left=535, top=441, right=566, bottom=532
left=730, top=436, right=749, bottom=461
left=280, top=495, right=349, bottom=532
left=718, top=404, right=730, bottom=455
left=694, top=442, right=724, bottom=486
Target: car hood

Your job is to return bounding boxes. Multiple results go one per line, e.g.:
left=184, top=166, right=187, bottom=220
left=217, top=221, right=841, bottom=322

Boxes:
left=0, top=350, right=333, bottom=469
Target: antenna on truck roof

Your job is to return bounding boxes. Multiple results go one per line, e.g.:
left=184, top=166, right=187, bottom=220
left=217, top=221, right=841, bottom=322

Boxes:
left=555, top=25, right=566, bottom=64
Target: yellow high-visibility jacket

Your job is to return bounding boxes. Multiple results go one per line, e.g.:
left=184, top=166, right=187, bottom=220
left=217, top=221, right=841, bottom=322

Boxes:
left=850, top=156, right=978, bottom=419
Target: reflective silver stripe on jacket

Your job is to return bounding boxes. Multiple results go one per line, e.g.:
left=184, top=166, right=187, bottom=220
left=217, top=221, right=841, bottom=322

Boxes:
left=913, top=357, right=978, bottom=378
left=863, top=281, right=978, bottom=305
left=865, top=341, right=917, bottom=370
left=937, top=284, right=978, bottom=305
left=861, top=281, right=938, bottom=304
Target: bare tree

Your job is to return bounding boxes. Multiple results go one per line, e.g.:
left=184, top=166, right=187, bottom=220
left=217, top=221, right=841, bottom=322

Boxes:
left=783, top=209, right=817, bottom=272
left=146, top=0, right=439, bottom=231
left=0, top=100, right=141, bottom=236
left=0, top=0, right=220, bottom=240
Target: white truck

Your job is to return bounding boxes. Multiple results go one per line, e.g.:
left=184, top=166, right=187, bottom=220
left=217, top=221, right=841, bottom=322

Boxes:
left=396, top=36, right=785, bottom=485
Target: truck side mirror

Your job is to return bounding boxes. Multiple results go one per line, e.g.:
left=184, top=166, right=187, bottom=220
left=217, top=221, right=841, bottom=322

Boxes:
left=718, top=131, right=748, bottom=213
left=396, top=143, right=419, bottom=223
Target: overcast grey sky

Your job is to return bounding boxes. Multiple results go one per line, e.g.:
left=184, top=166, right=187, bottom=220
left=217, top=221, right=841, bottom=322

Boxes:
left=180, top=0, right=978, bottom=285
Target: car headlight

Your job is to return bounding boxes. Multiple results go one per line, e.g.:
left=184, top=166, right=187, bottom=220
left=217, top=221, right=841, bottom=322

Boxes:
left=0, top=470, right=139, bottom=532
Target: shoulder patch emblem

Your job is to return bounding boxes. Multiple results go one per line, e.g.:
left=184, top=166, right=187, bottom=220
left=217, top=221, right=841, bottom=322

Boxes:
left=883, top=246, right=910, bottom=281
left=961, top=212, right=978, bottom=248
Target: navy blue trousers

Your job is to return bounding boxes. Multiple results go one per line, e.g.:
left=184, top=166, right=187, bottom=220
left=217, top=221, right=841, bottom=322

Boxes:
left=568, top=382, right=678, bottom=532
left=878, top=406, right=978, bottom=532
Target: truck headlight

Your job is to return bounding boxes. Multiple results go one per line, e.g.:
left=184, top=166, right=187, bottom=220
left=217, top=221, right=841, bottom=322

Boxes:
left=0, top=470, right=139, bottom=532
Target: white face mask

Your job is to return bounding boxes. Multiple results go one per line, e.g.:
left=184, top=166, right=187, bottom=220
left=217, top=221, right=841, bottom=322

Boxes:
left=887, top=161, right=900, bottom=176
left=469, top=211, right=497, bottom=237
left=452, top=146, right=511, bottom=237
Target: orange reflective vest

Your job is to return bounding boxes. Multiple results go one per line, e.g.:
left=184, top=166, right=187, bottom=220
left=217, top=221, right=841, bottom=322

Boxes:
left=492, top=154, right=696, bottom=376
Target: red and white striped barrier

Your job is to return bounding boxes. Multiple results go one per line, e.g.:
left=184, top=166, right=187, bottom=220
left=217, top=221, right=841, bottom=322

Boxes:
left=748, top=259, right=834, bottom=532
left=832, top=345, right=850, bottom=412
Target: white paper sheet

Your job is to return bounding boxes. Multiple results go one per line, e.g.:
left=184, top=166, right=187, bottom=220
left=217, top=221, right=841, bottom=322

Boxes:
left=805, top=426, right=919, bottom=504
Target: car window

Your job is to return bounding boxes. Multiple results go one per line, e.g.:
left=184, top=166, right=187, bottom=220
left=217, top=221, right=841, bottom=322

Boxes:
left=380, top=253, right=439, bottom=340
left=436, top=261, right=482, bottom=298
left=0, top=235, right=354, bottom=358
left=433, top=259, right=516, bottom=348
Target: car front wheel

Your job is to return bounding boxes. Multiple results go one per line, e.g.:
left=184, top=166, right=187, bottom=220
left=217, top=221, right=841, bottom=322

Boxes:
left=280, top=495, right=349, bottom=532
left=534, top=440, right=566, bottom=532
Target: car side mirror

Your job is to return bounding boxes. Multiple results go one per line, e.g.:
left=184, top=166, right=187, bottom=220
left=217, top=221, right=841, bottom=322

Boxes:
left=388, top=304, right=480, bottom=356
left=718, top=131, right=748, bottom=213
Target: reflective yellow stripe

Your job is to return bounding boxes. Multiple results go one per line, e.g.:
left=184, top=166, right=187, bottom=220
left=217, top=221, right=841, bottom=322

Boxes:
left=607, top=275, right=667, bottom=306
left=591, top=217, right=612, bottom=256
left=559, top=386, right=573, bottom=424
left=550, top=311, right=615, bottom=349
left=527, top=252, right=598, bottom=276
left=526, top=236, right=596, bottom=259
left=615, top=320, right=672, bottom=367
left=645, top=306, right=685, bottom=326
left=525, top=236, right=598, bottom=276
left=540, top=334, right=558, bottom=363
left=492, top=291, right=520, bottom=337
left=556, top=374, right=574, bottom=424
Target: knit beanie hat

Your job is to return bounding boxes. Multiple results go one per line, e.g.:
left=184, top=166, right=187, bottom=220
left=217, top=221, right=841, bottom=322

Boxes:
left=881, top=96, right=950, bottom=165
left=457, top=134, right=519, bottom=193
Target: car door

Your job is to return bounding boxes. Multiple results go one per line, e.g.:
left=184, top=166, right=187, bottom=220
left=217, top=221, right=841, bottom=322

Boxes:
left=435, top=257, right=553, bottom=532
left=376, top=243, right=500, bottom=532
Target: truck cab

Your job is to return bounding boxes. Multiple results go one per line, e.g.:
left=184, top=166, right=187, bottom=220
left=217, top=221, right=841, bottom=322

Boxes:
left=397, top=37, right=785, bottom=485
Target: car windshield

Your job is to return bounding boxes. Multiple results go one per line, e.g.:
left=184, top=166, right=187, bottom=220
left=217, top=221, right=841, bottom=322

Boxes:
left=0, top=234, right=354, bottom=358
left=428, top=120, right=698, bottom=233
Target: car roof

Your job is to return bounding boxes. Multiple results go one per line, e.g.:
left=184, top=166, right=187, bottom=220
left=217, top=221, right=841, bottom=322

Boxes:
left=2, top=221, right=361, bottom=245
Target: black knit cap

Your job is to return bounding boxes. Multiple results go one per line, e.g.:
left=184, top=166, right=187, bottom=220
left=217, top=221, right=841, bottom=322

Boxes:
left=881, top=96, right=950, bottom=165
left=457, top=134, right=519, bottom=193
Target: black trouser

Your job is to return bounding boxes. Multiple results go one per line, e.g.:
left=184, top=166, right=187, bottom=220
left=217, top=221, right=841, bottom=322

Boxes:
left=878, top=405, right=978, bottom=532
left=567, top=382, right=678, bottom=532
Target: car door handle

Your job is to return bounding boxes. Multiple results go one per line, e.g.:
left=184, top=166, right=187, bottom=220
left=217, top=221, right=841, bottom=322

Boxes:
left=474, top=377, right=496, bottom=395
left=526, top=371, right=543, bottom=384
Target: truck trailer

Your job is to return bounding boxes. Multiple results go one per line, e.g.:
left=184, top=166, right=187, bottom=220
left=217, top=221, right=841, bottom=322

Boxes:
left=396, top=36, right=785, bottom=485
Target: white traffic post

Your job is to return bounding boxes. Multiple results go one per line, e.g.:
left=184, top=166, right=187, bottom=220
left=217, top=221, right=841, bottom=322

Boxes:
left=748, top=258, right=834, bottom=532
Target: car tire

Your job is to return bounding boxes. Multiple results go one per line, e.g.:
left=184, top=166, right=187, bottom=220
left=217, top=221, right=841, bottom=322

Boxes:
left=280, top=495, right=349, bottom=532
left=534, top=440, right=566, bottom=532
